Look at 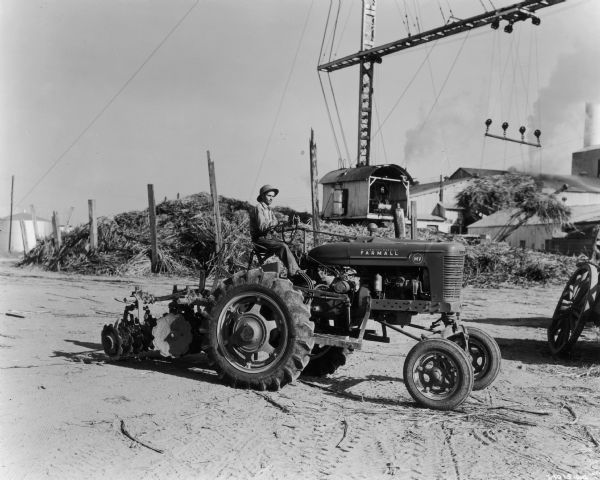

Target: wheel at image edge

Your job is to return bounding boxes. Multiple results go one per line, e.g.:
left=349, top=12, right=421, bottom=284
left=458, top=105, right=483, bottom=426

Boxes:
left=547, top=263, right=598, bottom=356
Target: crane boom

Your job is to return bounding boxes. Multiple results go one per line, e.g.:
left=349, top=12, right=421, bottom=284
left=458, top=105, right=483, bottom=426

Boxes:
left=318, top=0, right=566, bottom=167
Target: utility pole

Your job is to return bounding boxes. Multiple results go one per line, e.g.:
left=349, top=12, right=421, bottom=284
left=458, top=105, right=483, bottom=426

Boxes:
left=318, top=0, right=565, bottom=168
left=8, top=176, right=14, bottom=253
left=309, top=129, right=321, bottom=245
left=30, top=205, right=39, bottom=242
left=88, top=200, right=98, bottom=251
left=147, top=184, right=158, bottom=273
left=207, top=151, right=223, bottom=254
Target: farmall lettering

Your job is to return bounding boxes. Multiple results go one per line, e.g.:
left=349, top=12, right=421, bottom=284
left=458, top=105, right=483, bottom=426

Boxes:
left=360, top=248, right=400, bottom=256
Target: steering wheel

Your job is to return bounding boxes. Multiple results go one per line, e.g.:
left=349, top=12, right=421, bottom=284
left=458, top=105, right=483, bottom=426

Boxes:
left=279, top=224, right=299, bottom=245
left=271, top=215, right=303, bottom=245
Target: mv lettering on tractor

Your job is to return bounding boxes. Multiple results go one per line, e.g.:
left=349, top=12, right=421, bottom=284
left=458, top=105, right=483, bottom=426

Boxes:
left=102, top=223, right=501, bottom=410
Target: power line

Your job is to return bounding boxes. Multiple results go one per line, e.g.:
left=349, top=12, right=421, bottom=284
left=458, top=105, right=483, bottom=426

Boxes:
left=249, top=0, right=314, bottom=199
left=18, top=0, right=200, bottom=205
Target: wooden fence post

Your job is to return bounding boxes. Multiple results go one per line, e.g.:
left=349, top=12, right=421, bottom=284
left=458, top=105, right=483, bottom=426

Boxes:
left=88, top=199, right=98, bottom=251
left=410, top=200, right=418, bottom=240
left=393, top=204, right=406, bottom=239
left=147, top=185, right=158, bottom=273
left=19, top=219, right=29, bottom=255
left=309, top=129, right=320, bottom=246
left=207, top=151, right=223, bottom=254
left=52, top=211, right=62, bottom=249
left=30, top=205, right=39, bottom=243
left=8, top=175, right=14, bottom=253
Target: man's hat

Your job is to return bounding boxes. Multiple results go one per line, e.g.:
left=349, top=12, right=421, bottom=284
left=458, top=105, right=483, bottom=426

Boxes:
left=257, top=184, right=279, bottom=201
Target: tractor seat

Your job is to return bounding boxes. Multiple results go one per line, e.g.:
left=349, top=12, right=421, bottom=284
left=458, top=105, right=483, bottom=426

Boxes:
left=248, top=243, right=272, bottom=269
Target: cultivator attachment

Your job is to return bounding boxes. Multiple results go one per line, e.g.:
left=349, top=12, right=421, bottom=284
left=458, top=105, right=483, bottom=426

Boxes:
left=152, top=313, right=193, bottom=357
left=101, top=283, right=210, bottom=360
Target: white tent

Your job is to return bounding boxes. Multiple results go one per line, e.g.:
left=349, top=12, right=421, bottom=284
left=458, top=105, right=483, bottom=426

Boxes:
left=0, top=213, right=53, bottom=256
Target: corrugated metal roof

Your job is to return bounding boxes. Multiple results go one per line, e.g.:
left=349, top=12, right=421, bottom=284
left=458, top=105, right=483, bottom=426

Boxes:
left=469, top=204, right=600, bottom=228
left=411, top=177, right=469, bottom=195
left=419, top=214, right=447, bottom=222
left=536, top=173, right=600, bottom=193
left=449, top=167, right=508, bottom=179
left=320, top=164, right=413, bottom=184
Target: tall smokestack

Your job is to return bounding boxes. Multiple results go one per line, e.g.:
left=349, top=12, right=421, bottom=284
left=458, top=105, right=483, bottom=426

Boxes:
left=583, top=102, right=600, bottom=147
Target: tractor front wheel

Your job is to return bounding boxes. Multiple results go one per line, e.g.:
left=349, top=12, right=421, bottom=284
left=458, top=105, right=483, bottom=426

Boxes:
left=448, top=327, right=501, bottom=391
left=403, top=338, right=473, bottom=411
left=206, top=269, right=314, bottom=391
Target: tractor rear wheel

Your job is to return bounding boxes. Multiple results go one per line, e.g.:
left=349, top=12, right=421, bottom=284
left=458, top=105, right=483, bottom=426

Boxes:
left=206, top=269, right=314, bottom=391
left=448, top=327, right=501, bottom=391
left=403, top=338, right=473, bottom=411
left=302, top=345, right=350, bottom=377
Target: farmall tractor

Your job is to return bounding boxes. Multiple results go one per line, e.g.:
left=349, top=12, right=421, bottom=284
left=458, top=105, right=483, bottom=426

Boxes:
left=102, top=223, right=501, bottom=410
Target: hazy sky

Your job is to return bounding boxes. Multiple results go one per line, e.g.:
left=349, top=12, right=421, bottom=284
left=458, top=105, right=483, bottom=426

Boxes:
left=1, top=0, right=599, bottom=225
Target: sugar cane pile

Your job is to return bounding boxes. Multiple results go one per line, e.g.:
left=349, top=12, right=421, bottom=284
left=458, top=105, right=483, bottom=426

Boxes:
left=463, top=242, right=579, bottom=287
left=18, top=193, right=366, bottom=278
left=20, top=193, right=257, bottom=276
left=19, top=192, right=580, bottom=286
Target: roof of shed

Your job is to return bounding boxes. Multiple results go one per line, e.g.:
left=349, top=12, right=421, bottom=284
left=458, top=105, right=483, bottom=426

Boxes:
left=320, top=164, right=413, bottom=185
left=537, top=173, right=600, bottom=194
left=469, top=204, right=600, bottom=229
left=411, top=177, right=469, bottom=195
left=449, top=167, right=509, bottom=179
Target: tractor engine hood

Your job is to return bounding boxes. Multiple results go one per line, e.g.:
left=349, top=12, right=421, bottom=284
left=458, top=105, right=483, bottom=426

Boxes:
left=307, top=237, right=465, bottom=267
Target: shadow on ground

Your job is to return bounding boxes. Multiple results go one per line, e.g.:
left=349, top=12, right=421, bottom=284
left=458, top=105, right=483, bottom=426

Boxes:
left=465, top=317, right=549, bottom=328
left=299, top=374, right=417, bottom=408
left=52, top=341, right=221, bottom=384
left=495, top=336, right=599, bottom=366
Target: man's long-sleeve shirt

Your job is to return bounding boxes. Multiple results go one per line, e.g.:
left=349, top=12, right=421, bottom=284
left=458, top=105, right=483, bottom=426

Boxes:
left=249, top=202, right=279, bottom=241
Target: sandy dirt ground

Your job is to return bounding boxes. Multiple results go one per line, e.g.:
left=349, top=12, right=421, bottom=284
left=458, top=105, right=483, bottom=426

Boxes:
left=1, top=259, right=599, bottom=480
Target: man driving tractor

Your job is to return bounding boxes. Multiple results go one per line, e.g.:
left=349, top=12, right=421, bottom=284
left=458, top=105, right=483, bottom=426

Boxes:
left=249, top=184, right=302, bottom=278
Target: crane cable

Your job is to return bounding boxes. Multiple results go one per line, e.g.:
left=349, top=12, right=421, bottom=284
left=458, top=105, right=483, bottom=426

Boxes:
left=328, top=0, right=352, bottom=166
left=18, top=0, right=201, bottom=205
left=326, top=74, right=352, bottom=168
left=328, top=0, right=342, bottom=63
left=317, top=1, right=344, bottom=168
left=318, top=0, right=351, bottom=169
left=480, top=28, right=499, bottom=167
left=372, top=40, right=439, bottom=138
left=534, top=26, right=543, bottom=173
left=418, top=30, right=471, bottom=138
